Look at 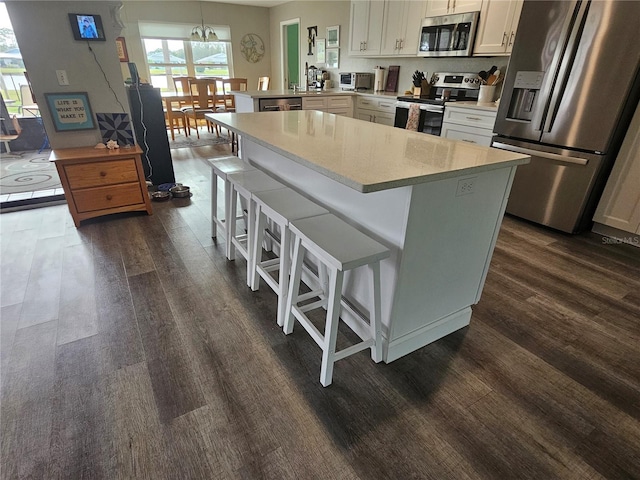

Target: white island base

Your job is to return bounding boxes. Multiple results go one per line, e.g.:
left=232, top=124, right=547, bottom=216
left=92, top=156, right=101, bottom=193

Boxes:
left=241, top=141, right=516, bottom=362
left=207, top=111, right=528, bottom=363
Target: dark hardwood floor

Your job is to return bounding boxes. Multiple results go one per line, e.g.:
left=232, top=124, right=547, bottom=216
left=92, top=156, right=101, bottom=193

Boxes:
left=2, top=142, right=640, bottom=479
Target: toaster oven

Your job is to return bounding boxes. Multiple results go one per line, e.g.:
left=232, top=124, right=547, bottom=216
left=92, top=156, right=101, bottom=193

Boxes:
left=339, top=72, right=373, bottom=90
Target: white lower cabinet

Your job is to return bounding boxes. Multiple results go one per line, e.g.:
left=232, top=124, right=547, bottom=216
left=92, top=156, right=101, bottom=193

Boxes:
left=356, top=96, right=397, bottom=126
left=593, top=101, right=640, bottom=238
left=302, top=96, right=353, bottom=117
left=441, top=104, right=497, bottom=147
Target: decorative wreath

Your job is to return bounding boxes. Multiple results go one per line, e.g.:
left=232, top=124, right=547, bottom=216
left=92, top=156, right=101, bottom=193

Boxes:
left=240, top=33, right=265, bottom=63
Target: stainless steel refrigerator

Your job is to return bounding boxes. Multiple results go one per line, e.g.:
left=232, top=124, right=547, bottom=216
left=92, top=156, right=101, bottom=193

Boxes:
left=492, top=0, right=640, bottom=233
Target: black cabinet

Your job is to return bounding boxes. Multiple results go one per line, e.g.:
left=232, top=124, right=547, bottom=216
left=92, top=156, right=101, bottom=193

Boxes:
left=127, top=86, right=175, bottom=185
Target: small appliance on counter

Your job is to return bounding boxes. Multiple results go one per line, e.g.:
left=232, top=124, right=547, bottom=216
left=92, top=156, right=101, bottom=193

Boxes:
left=339, top=72, right=374, bottom=91
left=394, top=72, right=481, bottom=136
left=306, top=66, right=328, bottom=90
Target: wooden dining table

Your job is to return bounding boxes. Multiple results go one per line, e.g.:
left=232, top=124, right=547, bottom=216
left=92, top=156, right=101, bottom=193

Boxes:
left=161, top=90, right=227, bottom=141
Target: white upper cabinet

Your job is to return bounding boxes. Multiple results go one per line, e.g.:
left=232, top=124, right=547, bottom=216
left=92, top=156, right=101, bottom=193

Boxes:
left=474, top=0, right=523, bottom=55
left=425, top=0, right=482, bottom=16
left=380, top=1, right=427, bottom=56
left=349, top=1, right=385, bottom=56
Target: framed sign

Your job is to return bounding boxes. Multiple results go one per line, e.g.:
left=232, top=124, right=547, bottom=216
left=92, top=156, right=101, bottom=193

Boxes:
left=316, top=38, right=326, bottom=64
left=327, top=25, right=340, bottom=48
left=116, top=37, right=129, bottom=62
left=326, top=48, right=339, bottom=69
left=45, top=92, right=95, bottom=132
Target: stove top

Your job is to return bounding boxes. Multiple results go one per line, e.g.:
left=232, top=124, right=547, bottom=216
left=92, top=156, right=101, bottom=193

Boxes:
left=397, top=72, right=481, bottom=104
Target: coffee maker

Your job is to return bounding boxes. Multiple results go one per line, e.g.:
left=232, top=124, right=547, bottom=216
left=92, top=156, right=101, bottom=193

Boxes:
left=307, top=66, right=327, bottom=90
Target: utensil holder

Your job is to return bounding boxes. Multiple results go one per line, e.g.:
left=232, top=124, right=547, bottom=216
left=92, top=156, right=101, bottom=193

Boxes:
left=478, top=85, right=496, bottom=103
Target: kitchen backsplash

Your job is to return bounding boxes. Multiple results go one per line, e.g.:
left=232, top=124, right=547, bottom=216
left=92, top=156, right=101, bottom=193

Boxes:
left=329, top=55, right=509, bottom=95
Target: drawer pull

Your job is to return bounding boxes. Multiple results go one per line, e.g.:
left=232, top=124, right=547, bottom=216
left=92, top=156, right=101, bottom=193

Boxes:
left=462, top=139, right=476, bottom=143
left=465, top=116, right=482, bottom=121
left=100, top=171, right=107, bottom=177
left=106, top=194, right=113, bottom=200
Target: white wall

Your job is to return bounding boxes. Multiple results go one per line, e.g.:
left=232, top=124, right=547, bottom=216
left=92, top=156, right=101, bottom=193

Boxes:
left=269, top=1, right=509, bottom=94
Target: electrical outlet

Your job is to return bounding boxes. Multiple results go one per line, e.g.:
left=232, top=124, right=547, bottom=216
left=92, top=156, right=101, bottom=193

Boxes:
left=56, top=70, right=69, bottom=86
left=456, top=177, right=476, bottom=196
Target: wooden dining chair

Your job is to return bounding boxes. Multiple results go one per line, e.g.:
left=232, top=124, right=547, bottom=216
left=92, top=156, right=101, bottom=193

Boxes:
left=182, top=78, right=222, bottom=139
left=222, top=78, right=248, bottom=112
left=221, top=78, right=248, bottom=153
left=257, top=76, right=270, bottom=91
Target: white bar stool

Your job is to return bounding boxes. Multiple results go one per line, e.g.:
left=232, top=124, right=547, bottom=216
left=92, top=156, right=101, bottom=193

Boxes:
left=226, top=170, right=285, bottom=286
left=283, top=214, right=390, bottom=387
left=250, top=188, right=329, bottom=327
left=205, top=156, right=256, bottom=240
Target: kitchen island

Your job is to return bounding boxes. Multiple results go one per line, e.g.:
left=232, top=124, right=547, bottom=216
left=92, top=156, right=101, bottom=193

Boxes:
left=206, top=111, right=529, bottom=362
left=234, top=89, right=357, bottom=114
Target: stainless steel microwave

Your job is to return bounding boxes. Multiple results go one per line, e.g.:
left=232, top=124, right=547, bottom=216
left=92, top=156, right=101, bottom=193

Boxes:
left=418, top=11, right=479, bottom=57
left=339, top=72, right=373, bottom=90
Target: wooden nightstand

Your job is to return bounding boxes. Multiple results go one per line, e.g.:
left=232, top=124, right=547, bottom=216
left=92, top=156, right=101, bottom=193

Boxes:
left=49, top=145, right=152, bottom=227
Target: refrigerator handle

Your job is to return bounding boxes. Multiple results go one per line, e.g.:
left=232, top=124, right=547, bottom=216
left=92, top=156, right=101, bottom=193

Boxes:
left=542, top=0, right=591, bottom=133
left=492, top=142, right=589, bottom=166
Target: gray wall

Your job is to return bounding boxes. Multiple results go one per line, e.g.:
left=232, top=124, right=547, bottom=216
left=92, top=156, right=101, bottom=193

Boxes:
left=269, top=1, right=509, bottom=95
left=120, top=1, right=272, bottom=88
left=6, top=0, right=272, bottom=149
left=7, top=1, right=129, bottom=148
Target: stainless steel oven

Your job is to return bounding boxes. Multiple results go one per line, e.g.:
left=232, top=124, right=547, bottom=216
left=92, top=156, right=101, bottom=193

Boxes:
left=394, top=72, right=481, bottom=135
left=394, top=101, right=444, bottom=136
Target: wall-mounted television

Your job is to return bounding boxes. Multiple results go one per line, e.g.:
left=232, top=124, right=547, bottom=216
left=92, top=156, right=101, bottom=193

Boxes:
left=68, top=13, right=106, bottom=41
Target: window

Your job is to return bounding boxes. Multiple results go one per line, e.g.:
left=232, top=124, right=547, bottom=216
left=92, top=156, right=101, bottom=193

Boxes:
left=139, top=23, right=233, bottom=92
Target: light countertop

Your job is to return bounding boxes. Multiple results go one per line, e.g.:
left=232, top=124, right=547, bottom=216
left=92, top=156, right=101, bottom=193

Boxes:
left=206, top=111, right=529, bottom=193
left=234, top=89, right=357, bottom=98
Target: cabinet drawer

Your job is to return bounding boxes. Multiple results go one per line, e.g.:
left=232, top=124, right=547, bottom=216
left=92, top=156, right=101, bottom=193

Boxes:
left=327, top=96, right=352, bottom=109
left=443, top=107, right=497, bottom=130
left=302, top=98, right=327, bottom=110
left=73, top=182, right=143, bottom=213
left=65, top=159, right=139, bottom=189
left=441, top=122, right=494, bottom=146
left=357, top=97, right=396, bottom=113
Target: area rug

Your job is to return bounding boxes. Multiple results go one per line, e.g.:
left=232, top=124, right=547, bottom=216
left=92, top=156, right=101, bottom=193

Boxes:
left=169, top=132, right=231, bottom=149
left=0, top=150, right=61, bottom=195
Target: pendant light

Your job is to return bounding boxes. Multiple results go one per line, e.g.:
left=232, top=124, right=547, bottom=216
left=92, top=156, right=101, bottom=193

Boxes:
left=190, top=2, right=218, bottom=42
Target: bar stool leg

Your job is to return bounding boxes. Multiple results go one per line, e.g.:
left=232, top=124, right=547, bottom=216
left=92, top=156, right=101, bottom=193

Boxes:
left=320, top=268, right=344, bottom=387
left=277, top=226, right=292, bottom=327
left=227, top=184, right=238, bottom=260
left=251, top=205, right=268, bottom=292
left=370, top=262, right=383, bottom=363
left=245, top=196, right=257, bottom=287
left=211, top=173, right=219, bottom=238
left=283, top=236, right=305, bottom=335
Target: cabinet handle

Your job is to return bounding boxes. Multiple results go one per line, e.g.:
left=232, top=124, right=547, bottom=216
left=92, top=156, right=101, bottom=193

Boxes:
left=465, top=116, right=482, bottom=121
left=501, top=32, right=507, bottom=46
left=363, top=41, right=367, bottom=51
left=447, top=0, right=451, bottom=13
left=106, top=194, right=113, bottom=200
left=462, top=139, right=477, bottom=143
left=100, top=171, right=107, bottom=177
left=508, top=32, right=515, bottom=47
left=395, top=39, right=399, bottom=50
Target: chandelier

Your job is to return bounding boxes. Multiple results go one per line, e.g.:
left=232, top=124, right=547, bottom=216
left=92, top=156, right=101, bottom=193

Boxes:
left=191, top=2, right=218, bottom=42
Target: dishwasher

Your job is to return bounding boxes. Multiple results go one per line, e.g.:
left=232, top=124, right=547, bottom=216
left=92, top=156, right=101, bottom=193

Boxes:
left=258, top=97, right=302, bottom=111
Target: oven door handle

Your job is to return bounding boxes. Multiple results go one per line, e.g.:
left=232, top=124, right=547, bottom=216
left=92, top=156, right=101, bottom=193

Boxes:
left=395, top=101, right=444, bottom=113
